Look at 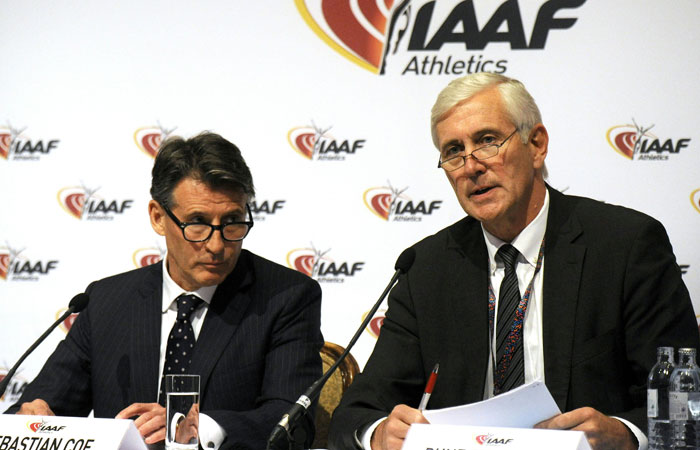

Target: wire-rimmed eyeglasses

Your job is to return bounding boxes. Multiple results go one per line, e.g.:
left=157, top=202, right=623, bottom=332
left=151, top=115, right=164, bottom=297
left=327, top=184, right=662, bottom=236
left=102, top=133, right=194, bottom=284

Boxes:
left=162, top=203, right=254, bottom=242
left=437, top=129, right=519, bottom=172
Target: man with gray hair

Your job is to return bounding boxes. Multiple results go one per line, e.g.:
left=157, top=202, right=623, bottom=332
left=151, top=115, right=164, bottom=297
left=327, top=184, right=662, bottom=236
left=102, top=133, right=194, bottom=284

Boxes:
left=8, top=132, right=323, bottom=450
left=329, top=74, right=697, bottom=450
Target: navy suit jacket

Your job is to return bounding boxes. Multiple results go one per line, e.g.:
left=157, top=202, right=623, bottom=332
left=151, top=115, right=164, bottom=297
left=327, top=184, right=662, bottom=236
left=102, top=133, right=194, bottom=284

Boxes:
left=329, top=187, right=699, bottom=449
left=8, top=249, right=323, bottom=450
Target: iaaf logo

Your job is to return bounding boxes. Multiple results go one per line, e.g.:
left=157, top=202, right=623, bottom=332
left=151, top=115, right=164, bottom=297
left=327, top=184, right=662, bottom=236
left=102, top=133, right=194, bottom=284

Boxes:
left=691, top=188, right=700, bottom=214
left=296, top=0, right=585, bottom=75
left=0, top=243, right=58, bottom=282
left=0, top=122, right=59, bottom=161
left=27, top=419, right=67, bottom=433
left=56, top=307, right=80, bottom=334
left=0, top=368, right=27, bottom=405
left=57, top=184, right=134, bottom=221
left=364, top=182, right=442, bottom=222
left=287, top=244, right=365, bottom=283
left=288, top=121, right=365, bottom=161
left=607, top=119, right=691, bottom=161
left=134, top=123, right=177, bottom=158
left=133, top=246, right=165, bottom=268
left=476, top=433, right=514, bottom=446
left=250, top=199, right=286, bottom=221
left=363, top=309, right=386, bottom=339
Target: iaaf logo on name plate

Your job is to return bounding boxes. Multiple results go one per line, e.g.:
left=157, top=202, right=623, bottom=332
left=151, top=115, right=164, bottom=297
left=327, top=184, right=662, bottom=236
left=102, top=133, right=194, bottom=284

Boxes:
left=607, top=119, right=691, bottom=161
left=27, top=419, right=67, bottom=433
left=249, top=199, right=286, bottom=221
left=0, top=122, right=59, bottom=161
left=691, top=188, right=700, bottom=214
left=363, top=309, right=387, bottom=339
left=364, top=181, right=442, bottom=222
left=287, top=244, right=365, bottom=283
left=288, top=121, right=365, bottom=161
left=0, top=369, right=27, bottom=405
left=0, top=243, right=58, bottom=282
left=57, top=184, right=134, bottom=221
left=133, top=246, right=165, bottom=268
left=134, top=123, right=177, bottom=158
left=296, top=0, right=586, bottom=75
left=476, top=433, right=515, bottom=446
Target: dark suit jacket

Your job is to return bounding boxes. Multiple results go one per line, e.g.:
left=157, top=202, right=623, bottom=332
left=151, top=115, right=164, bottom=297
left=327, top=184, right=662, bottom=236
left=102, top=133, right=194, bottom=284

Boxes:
left=7, top=249, right=323, bottom=450
left=329, top=187, right=699, bottom=449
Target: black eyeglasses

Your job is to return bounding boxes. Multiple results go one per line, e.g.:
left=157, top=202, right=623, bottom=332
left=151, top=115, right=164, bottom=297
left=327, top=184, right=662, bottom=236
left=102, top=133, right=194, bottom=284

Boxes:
left=162, top=203, right=254, bottom=242
left=437, top=129, right=519, bottom=172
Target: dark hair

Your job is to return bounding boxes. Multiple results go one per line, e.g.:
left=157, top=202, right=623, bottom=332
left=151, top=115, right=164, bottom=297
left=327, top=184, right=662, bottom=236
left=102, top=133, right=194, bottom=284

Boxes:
left=150, top=132, right=255, bottom=207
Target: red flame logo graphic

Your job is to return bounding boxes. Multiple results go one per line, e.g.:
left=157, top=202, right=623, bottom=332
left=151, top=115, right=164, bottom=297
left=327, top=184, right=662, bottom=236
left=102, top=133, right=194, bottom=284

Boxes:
left=287, top=248, right=332, bottom=278
left=691, top=188, right=700, bottom=214
left=293, top=254, right=316, bottom=277
left=57, top=308, right=79, bottom=334
left=0, top=132, right=10, bottom=159
left=287, top=127, right=317, bottom=160
left=57, top=187, right=87, bottom=219
left=364, top=186, right=406, bottom=221
left=476, top=434, right=490, bottom=445
left=606, top=125, right=657, bottom=160
left=134, top=127, right=164, bottom=158
left=29, top=422, right=42, bottom=432
left=0, top=253, right=9, bottom=280
left=133, top=248, right=164, bottom=268
left=296, top=0, right=396, bottom=72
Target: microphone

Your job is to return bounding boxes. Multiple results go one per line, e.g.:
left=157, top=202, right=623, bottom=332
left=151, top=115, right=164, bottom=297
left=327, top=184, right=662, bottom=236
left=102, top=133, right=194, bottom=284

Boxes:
left=266, top=249, right=416, bottom=450
left=0, top=293, right=90, bottom=397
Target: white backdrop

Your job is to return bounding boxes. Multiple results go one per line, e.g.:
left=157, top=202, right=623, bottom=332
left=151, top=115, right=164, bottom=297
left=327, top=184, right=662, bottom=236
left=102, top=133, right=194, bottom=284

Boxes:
left=2, top=0, right=699, bottom=410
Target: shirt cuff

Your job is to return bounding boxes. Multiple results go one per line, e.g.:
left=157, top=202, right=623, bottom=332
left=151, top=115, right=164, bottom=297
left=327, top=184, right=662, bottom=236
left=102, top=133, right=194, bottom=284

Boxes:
left=199, top=413, right=227, bottom=449
left=359, top=417, right=387, bottom=449
left=613, top=416, right=647, bottom=450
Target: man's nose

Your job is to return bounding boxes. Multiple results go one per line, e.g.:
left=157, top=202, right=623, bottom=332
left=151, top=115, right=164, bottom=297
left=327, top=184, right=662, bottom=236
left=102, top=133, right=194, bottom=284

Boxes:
left=205, top=228, right=226, bottom=253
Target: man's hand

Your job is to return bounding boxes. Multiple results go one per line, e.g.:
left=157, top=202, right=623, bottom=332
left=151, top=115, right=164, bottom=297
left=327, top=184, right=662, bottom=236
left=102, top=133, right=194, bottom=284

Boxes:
left=371, top=404, right=429, bottom=450
left=116, top=402, right=166, bottom=444
left=17, top=399, right=54, bottom=416
left=534, top=407, right=637, bottom=450
left=175, top=403, right=199, bottom=444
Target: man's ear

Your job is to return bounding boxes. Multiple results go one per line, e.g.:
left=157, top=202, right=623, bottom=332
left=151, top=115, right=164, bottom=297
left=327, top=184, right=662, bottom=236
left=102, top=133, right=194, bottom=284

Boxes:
left=148, top=200, right=166, bottom=236
left=528, top=123, right=549, bottom=170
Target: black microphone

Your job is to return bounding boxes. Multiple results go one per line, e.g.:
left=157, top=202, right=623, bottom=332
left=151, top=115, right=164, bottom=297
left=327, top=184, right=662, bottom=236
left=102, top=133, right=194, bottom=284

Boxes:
left=0, top=293, right=90, bottom=397
left=266, top=249, right=416, bottom=450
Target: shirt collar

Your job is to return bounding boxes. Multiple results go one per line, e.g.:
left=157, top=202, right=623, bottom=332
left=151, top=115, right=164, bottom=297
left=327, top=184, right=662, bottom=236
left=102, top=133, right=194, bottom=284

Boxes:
left=161, top=251, right=218, bottom=313
left=482, top=189, right=549, bottom=272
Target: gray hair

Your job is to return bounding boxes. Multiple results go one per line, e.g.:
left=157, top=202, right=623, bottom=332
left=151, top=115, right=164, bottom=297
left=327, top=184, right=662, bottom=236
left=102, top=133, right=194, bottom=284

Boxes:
left=430, top=73, right=542, bottom=148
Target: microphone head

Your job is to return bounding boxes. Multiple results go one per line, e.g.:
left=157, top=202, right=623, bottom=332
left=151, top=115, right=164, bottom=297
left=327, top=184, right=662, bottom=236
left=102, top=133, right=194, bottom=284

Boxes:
left=394, top=248, right=416, bottom=273
left=68, top=293, right=90, bottom=313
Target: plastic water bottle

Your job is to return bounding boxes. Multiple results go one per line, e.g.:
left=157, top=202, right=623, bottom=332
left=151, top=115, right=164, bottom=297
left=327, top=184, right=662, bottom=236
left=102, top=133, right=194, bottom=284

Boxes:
left=648, top=346, right=674, bottom=449
left=670, top=348, right=700, bottom=449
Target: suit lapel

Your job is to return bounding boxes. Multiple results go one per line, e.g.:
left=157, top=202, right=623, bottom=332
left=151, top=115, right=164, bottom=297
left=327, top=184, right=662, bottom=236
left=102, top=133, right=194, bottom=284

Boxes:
left=542, top=188, right=585, bottom=411
left=447, top=217, right=490, bottom=402
left=129, top=263, right=163, bottom=403
left=190, top=250, right=255, bottom=401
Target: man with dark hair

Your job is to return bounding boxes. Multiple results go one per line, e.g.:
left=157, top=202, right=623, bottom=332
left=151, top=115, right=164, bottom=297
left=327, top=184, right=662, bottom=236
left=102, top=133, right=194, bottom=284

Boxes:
left=8, top=132, right=323, bottom=449
left=328, top=74, right=698, bottom=450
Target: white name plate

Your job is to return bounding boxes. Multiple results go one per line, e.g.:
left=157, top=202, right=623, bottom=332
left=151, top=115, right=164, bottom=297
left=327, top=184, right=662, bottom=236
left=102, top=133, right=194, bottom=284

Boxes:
left=0, top=415, right=147, bottom=450
left=403, top=424, right=592, bottom=450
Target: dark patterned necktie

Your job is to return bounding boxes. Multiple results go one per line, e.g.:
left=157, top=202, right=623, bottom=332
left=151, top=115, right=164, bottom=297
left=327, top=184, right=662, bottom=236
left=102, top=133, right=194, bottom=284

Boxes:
left=494, top=244, right=524, bottom=395
left=158, top=294, right=202, bottom=405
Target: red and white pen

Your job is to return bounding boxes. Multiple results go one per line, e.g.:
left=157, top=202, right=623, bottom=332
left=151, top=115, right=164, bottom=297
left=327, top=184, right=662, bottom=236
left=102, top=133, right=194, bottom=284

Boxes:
left=418, top=363, right=439, bottom=411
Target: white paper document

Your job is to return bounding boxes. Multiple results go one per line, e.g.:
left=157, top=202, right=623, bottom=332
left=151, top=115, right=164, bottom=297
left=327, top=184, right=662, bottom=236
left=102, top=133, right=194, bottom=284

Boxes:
left=422, top=380, right=561, bottom=428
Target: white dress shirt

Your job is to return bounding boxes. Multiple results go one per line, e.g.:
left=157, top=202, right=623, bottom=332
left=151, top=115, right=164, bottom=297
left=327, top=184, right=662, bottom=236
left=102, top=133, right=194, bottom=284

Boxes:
left=361, top=190, right=647, bottom=450
left=159, top=254, right=226, bottom=449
